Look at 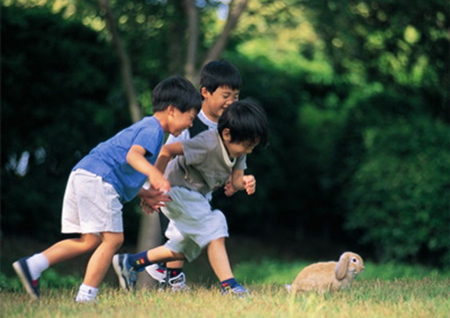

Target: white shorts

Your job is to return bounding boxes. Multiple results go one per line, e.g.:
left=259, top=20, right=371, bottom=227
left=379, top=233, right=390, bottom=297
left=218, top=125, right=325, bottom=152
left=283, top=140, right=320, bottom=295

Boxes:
left=160, top=187, right=228, bottom=262
left=61, top=169, right=123, bottom=234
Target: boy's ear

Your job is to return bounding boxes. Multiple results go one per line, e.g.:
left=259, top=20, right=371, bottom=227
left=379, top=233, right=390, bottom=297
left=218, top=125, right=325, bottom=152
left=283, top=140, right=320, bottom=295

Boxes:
left=201, top=87, right=210, bottom=99
left=167, top=105, right=176, bottom=116
left=221, top=128, right=232, bottom=142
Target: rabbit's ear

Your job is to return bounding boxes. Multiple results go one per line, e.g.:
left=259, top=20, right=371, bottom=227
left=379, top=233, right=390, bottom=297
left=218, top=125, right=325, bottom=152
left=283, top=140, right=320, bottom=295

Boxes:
left=335, top=253, right=350, bottom=280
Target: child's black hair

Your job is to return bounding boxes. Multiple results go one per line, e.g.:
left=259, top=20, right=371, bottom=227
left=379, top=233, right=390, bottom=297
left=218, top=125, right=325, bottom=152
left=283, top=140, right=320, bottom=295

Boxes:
left=152, top=76, right=202, bottom=113
left=218, top=98, right=269, bottom=147
left=200, top=60, right=242, bottom=94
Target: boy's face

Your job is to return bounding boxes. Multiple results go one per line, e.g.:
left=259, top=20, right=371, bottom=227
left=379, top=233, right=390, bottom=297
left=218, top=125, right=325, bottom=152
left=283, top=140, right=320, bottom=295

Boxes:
left=169, top=107, right=197, bottom=137
left=221, top=128, right=259, bottom=159
left=201, top=86, right=240, bottom=122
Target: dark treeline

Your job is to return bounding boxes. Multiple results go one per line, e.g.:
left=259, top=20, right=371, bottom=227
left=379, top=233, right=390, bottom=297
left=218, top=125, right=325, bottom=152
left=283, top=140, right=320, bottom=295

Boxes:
left=2, top=1, right=449, bottom=268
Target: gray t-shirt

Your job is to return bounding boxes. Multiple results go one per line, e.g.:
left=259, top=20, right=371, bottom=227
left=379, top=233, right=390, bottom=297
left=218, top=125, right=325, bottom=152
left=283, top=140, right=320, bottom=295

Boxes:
left=165, top=129, right=247, bottom=197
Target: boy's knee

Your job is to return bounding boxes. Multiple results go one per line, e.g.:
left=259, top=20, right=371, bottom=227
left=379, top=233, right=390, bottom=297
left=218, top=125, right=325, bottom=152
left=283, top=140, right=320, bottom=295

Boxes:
left=82, top=234, right=102, bottom=250
left=210, top=237, right=226, bottom=244
left=101, top=232, right=124, bottom=250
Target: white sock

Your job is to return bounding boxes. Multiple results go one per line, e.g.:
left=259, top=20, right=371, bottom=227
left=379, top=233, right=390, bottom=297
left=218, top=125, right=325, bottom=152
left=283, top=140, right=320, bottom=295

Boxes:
left=75, top=283, right=98, bottom=302
left=27, top=253, right=49, bottom=280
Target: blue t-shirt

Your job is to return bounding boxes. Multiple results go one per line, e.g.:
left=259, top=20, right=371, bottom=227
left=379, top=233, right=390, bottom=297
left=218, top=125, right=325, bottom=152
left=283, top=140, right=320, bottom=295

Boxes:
left=73, top=116, right=164, bottom=202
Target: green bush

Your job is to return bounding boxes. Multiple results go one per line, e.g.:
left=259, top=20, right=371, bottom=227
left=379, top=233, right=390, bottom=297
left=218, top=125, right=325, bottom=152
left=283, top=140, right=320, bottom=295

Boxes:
left=342, top=114, right=449, bottom=266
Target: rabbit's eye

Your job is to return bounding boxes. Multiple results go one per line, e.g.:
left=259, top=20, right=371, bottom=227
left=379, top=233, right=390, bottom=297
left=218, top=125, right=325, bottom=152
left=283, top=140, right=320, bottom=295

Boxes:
left=351, top=257, right=358, bottom=263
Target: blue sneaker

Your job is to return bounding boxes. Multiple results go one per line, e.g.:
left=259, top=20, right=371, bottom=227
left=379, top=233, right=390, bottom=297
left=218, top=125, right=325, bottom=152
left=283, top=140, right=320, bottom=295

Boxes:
left=112, top=254, right=138, bottom=291
left=12, top=257, right=40, bottom=300
left=220, top=283, right=250, bottom=297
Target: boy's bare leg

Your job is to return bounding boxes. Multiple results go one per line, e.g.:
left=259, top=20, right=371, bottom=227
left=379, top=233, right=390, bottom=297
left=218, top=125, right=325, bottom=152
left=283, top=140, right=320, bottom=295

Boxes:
left=83, top=232, right=124, bottom=287
left=147, top=246, right=186, bottom=263
left=42, top=234, right=102, bottom=266
left=13, top=233, right=102, bottom=300
left=165, top=260, right=184, bottom=269
left=207, top=237, right=233, bottom=281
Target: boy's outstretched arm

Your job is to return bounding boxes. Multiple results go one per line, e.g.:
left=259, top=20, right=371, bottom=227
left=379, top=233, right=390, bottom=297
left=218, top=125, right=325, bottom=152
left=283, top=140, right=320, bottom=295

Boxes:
left=230, top=169, right=256, bottom=195
left=155, top=142, right=184, bottom=173
left=127, top=145, right=170, bottom=192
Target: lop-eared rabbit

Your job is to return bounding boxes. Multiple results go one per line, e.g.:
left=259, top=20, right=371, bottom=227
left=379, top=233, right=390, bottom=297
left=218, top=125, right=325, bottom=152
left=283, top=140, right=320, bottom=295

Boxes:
left=286, top=252, right=365, bottom=294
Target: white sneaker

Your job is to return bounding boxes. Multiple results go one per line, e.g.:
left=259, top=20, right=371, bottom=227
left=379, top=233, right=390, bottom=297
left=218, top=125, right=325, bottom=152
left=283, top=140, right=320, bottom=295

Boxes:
left=167, top=272, right=189, bottom=292
left=145, top=263, right=167, bottom=283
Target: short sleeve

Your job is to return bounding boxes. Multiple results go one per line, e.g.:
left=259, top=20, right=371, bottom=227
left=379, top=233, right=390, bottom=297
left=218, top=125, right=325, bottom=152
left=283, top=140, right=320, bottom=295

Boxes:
left=181, top=131, right=212, bottom=166
left=133, top=125, right=164, bottom=159
left=234, top=155, right=247, bottom=171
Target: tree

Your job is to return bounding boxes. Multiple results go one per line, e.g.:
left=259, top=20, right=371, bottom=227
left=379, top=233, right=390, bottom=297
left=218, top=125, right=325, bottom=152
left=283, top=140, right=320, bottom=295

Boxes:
left=99, top=0, right=142, bottom=123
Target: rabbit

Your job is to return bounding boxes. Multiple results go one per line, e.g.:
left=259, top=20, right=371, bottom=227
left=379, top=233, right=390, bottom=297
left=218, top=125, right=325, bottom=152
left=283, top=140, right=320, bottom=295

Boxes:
left=286, top=252, right=365, bottom=294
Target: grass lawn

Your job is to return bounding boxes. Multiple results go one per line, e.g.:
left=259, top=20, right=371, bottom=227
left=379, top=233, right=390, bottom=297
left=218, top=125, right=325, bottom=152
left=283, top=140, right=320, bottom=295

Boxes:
left=1, top=235, right=449, bottom=317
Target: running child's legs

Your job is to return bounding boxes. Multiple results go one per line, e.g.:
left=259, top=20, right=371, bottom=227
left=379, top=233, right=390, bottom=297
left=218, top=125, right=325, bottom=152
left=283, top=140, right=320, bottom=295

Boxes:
left=12, top=233, right=103, bottom=300
left=42, top=234, right=102, bottom=265
left=147, top=246, right=186, bottom=263
left=165, top=260, right=184, bottom=270
left=130, top=245, right=185, bottom=270
left=83, top=232, right=123, bottom=287
left=207, top=236, right=247, bottom=295
left=207, top=237, right=233, bottom=281
left=163, top=237, right=233, bottom=281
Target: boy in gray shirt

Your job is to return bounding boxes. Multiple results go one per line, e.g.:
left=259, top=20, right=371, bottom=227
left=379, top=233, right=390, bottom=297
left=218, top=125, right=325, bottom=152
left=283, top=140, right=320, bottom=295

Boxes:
left=113, top=98, right=268, bottom=296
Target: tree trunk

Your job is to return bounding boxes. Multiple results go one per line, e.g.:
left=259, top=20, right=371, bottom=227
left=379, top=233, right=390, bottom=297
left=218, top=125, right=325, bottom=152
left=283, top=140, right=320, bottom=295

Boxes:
left=99, top=0, right=159, bottom=289
left=183, top=0, right=199, bottom=82
left=98, top=0, right=142, bottom=123
left=168, top=1, right=187, bottom=75
left=194, top=0, right=249, bottom=84
left=135, top=210, right=163, bottom=290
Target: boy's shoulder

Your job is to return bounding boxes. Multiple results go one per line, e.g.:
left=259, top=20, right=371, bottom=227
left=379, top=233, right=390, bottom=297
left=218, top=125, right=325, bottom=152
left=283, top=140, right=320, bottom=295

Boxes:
left=183, top=129, right=218, bottom=148
left=189, top=129, right=217, bottom=142
left=188, top=116, right=209, bottom=138
left=136, top=116, right=163, bottom=131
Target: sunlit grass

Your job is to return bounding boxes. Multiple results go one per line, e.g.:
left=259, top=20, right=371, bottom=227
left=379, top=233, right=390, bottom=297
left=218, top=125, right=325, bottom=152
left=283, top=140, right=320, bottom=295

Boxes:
left=2, top=278, right=449, bottom=318
left=2, top=260, right=449, bottom=318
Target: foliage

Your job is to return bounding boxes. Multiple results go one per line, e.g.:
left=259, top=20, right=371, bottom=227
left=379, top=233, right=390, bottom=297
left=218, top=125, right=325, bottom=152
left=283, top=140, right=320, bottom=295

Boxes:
left=2, top=0, right=449, bottom=267
left=0, top=269, right=80, bottom=291
left=1, top=4, right=139, bottom=240
left=340, top=107, right=450, bottom=266
left=301, top=0, right=449, bottom=118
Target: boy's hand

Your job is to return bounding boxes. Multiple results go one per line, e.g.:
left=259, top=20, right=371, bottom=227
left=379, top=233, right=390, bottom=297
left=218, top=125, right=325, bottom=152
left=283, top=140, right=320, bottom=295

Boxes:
left=224, top=177, right=238, bottom=197
left=150, top=173, right=171, bottom=194
left=140, top=201, right=156, bottom=214
left=139, top=188, right=170, bottom=214
left=243, top=175, right=256, bottom=195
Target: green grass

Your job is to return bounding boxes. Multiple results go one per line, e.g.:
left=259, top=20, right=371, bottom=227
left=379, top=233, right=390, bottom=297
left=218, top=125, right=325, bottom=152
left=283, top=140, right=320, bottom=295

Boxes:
left=2, top=260, right=449, bottom=318
left=2, top=235, right=449, bottom=317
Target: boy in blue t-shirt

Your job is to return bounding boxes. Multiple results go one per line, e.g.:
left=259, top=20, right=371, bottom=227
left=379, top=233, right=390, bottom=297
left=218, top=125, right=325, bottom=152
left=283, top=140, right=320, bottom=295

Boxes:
left=12, top=76, right=201, bottom=302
